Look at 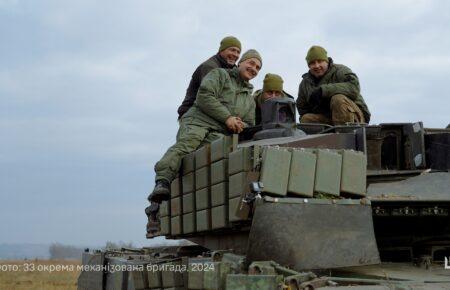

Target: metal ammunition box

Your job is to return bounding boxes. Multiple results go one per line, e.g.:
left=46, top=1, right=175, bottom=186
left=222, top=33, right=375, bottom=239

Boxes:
left=288, top=149, right=317, bottom=197
left=182, top=192, right=194, bottom=213
left=105, top=259, right=127, bottom=290
left=426, top=132, right=450, bottom=170
left=203, top=261, right=232, bottom=290
left=170, top=197, right=182, bottom=216
left=195, top=188, right=210, bottom=211
left=195, top=166, right=210, bottom=190
left=314, top=149, right=342, bottom=196
left=182, top=172, right=194, bottom=194
left=228, top=171, right=259, bottom=199
left=228, top=147, right=253, bottom=175
left=211, top=205, right=228, bottom=229
left=187, top=258, right=212, bottom=289
left=170, top=216, right=182, bottom=235
left=195, top=145, right=211, bottom=169
left=130, top=266, right=149, bottom=290
left=211, top=182, right=228, bottom=207
left=160, top=201, right=169, bottom=217
left=211, top=136, right=233, bottom=162
left=229, top=196, right=245, bottom=222
left=161, top=261, right=184, bottom=287
left=225, top=274, right=284, bottom=290
left=78, top=252, right=104, bottom=290
left=171, top=177, right=181, bottom=197
left=183, top=212, right=195, bottom=234
left=211, top=159, right=228, bottom=185
left=147, top=268, right=162, bottom=288
left=229, top=172, right=248, bottom=199
left=196, top=209, right=211, bottom=232
left=340, top=150, right=367, bottom=196
left=260, top=147, right=292, bottom=197
left=182, top=152, right=195, bottom=174
left=160, top=216, right=170, bottom=235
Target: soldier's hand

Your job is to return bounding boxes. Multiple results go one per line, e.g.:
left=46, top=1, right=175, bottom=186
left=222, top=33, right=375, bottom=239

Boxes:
left=226, top=116, right=244, bottom=133
left=235, top=118, right=245, bottom=133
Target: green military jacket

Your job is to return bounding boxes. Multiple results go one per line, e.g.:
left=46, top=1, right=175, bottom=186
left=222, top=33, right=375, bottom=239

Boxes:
left=253, top=89, right=294, bottom=125
left=182, top=67, right=255, bottom=132
left=177, top=54, right=234, bottom=119
left=296, top=58, right=371, bottom=122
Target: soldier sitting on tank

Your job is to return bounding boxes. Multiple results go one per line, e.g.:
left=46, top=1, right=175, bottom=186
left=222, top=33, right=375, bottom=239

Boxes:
left=149, top=50, right=263, bottom=203
left=253, top=73, right=294, bottom=125
left=296, top=45, right=371, bottom=125
left=177, top=36, right=242, bottom=120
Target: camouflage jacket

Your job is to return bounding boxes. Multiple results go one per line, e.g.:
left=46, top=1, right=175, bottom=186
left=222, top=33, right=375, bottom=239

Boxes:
left=177, top=54, right=234, bottom=119
left=296, top=58, right=371, bottom=122
left=253, top=89, right=294, bottom=125
left=182, top=67, right=255, bottom=132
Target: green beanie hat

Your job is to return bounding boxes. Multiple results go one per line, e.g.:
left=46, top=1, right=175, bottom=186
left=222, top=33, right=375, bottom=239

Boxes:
left=305, top=45, right=328, bottom=64
left=219, top=36, right=241, bottom=52
left=263, top=73, right=283, bottom=92
left=238, top=49, right=262, bottom=67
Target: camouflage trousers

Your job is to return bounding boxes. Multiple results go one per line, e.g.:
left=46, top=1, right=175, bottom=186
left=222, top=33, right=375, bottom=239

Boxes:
left=155, top=118, right=224, bottom=183
left=300, top=94, right=365, bottom=125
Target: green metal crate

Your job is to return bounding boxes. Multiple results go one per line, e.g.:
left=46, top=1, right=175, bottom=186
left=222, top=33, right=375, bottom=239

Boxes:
left=211, top=159, right=228, bottom=185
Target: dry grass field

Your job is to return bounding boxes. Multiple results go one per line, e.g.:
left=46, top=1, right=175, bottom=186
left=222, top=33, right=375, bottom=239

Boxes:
left=0, top=259, right=80, bottom=290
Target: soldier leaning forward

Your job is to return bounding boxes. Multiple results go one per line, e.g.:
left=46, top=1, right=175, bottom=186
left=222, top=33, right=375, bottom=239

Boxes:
left=149, top=50, right=263, bottom=202
left=177, top=36, right=242, bottom=119
left=296, top=46, right=371, bottom=125
left=253, top=73, right=294, bottom=125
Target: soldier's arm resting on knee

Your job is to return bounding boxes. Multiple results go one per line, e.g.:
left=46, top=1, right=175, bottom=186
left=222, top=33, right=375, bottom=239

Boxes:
left=320, top=66, right=360, bottom=100
left=195, top=69, right=233, bottom=123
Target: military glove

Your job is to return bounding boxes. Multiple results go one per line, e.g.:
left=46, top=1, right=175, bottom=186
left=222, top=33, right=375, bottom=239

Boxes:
left=309, top=87, right=322, bottom=107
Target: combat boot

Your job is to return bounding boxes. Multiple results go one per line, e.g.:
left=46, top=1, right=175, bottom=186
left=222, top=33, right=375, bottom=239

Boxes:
left=148, top=180, right=170, bottom=203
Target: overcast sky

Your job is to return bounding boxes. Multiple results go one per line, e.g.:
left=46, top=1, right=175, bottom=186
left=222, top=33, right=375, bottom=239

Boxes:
left=1, top=0, right=449, bottom=247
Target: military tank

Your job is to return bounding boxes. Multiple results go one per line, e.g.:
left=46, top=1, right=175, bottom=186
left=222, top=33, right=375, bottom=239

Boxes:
left=78, top=98, right=450, bottom=290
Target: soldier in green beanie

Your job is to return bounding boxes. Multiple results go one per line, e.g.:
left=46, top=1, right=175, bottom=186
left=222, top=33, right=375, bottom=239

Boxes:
left=239, top=49, right=262, bottom=66
left=149, top=50, right=262, bottom=203
left=177, top=36, right=242, bottom=119
left=296, top=45, right=371, bottom=125
left=253, top=73, right=294, bottom=124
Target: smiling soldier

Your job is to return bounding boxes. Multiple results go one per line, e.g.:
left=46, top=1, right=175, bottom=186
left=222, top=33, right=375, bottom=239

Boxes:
left=149, top=49, right=262, bottom=203
left=177, top=36, right=242, bottom=119
left=296, top=46, right=371, bottom=125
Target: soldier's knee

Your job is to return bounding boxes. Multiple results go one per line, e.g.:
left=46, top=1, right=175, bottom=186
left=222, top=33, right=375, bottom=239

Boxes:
left=300, top=113, right=331, bottom=124
left=330, top=94, right=348, bottom=107
left=300, top=113, right=316, bottom=123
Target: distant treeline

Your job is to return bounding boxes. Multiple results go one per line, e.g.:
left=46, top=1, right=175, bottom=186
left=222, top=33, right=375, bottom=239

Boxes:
left=49, top=243, right=84, bottom=260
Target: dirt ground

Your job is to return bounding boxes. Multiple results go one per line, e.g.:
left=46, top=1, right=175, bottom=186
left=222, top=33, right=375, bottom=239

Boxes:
left=0, top=259, right=80, bottom=290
